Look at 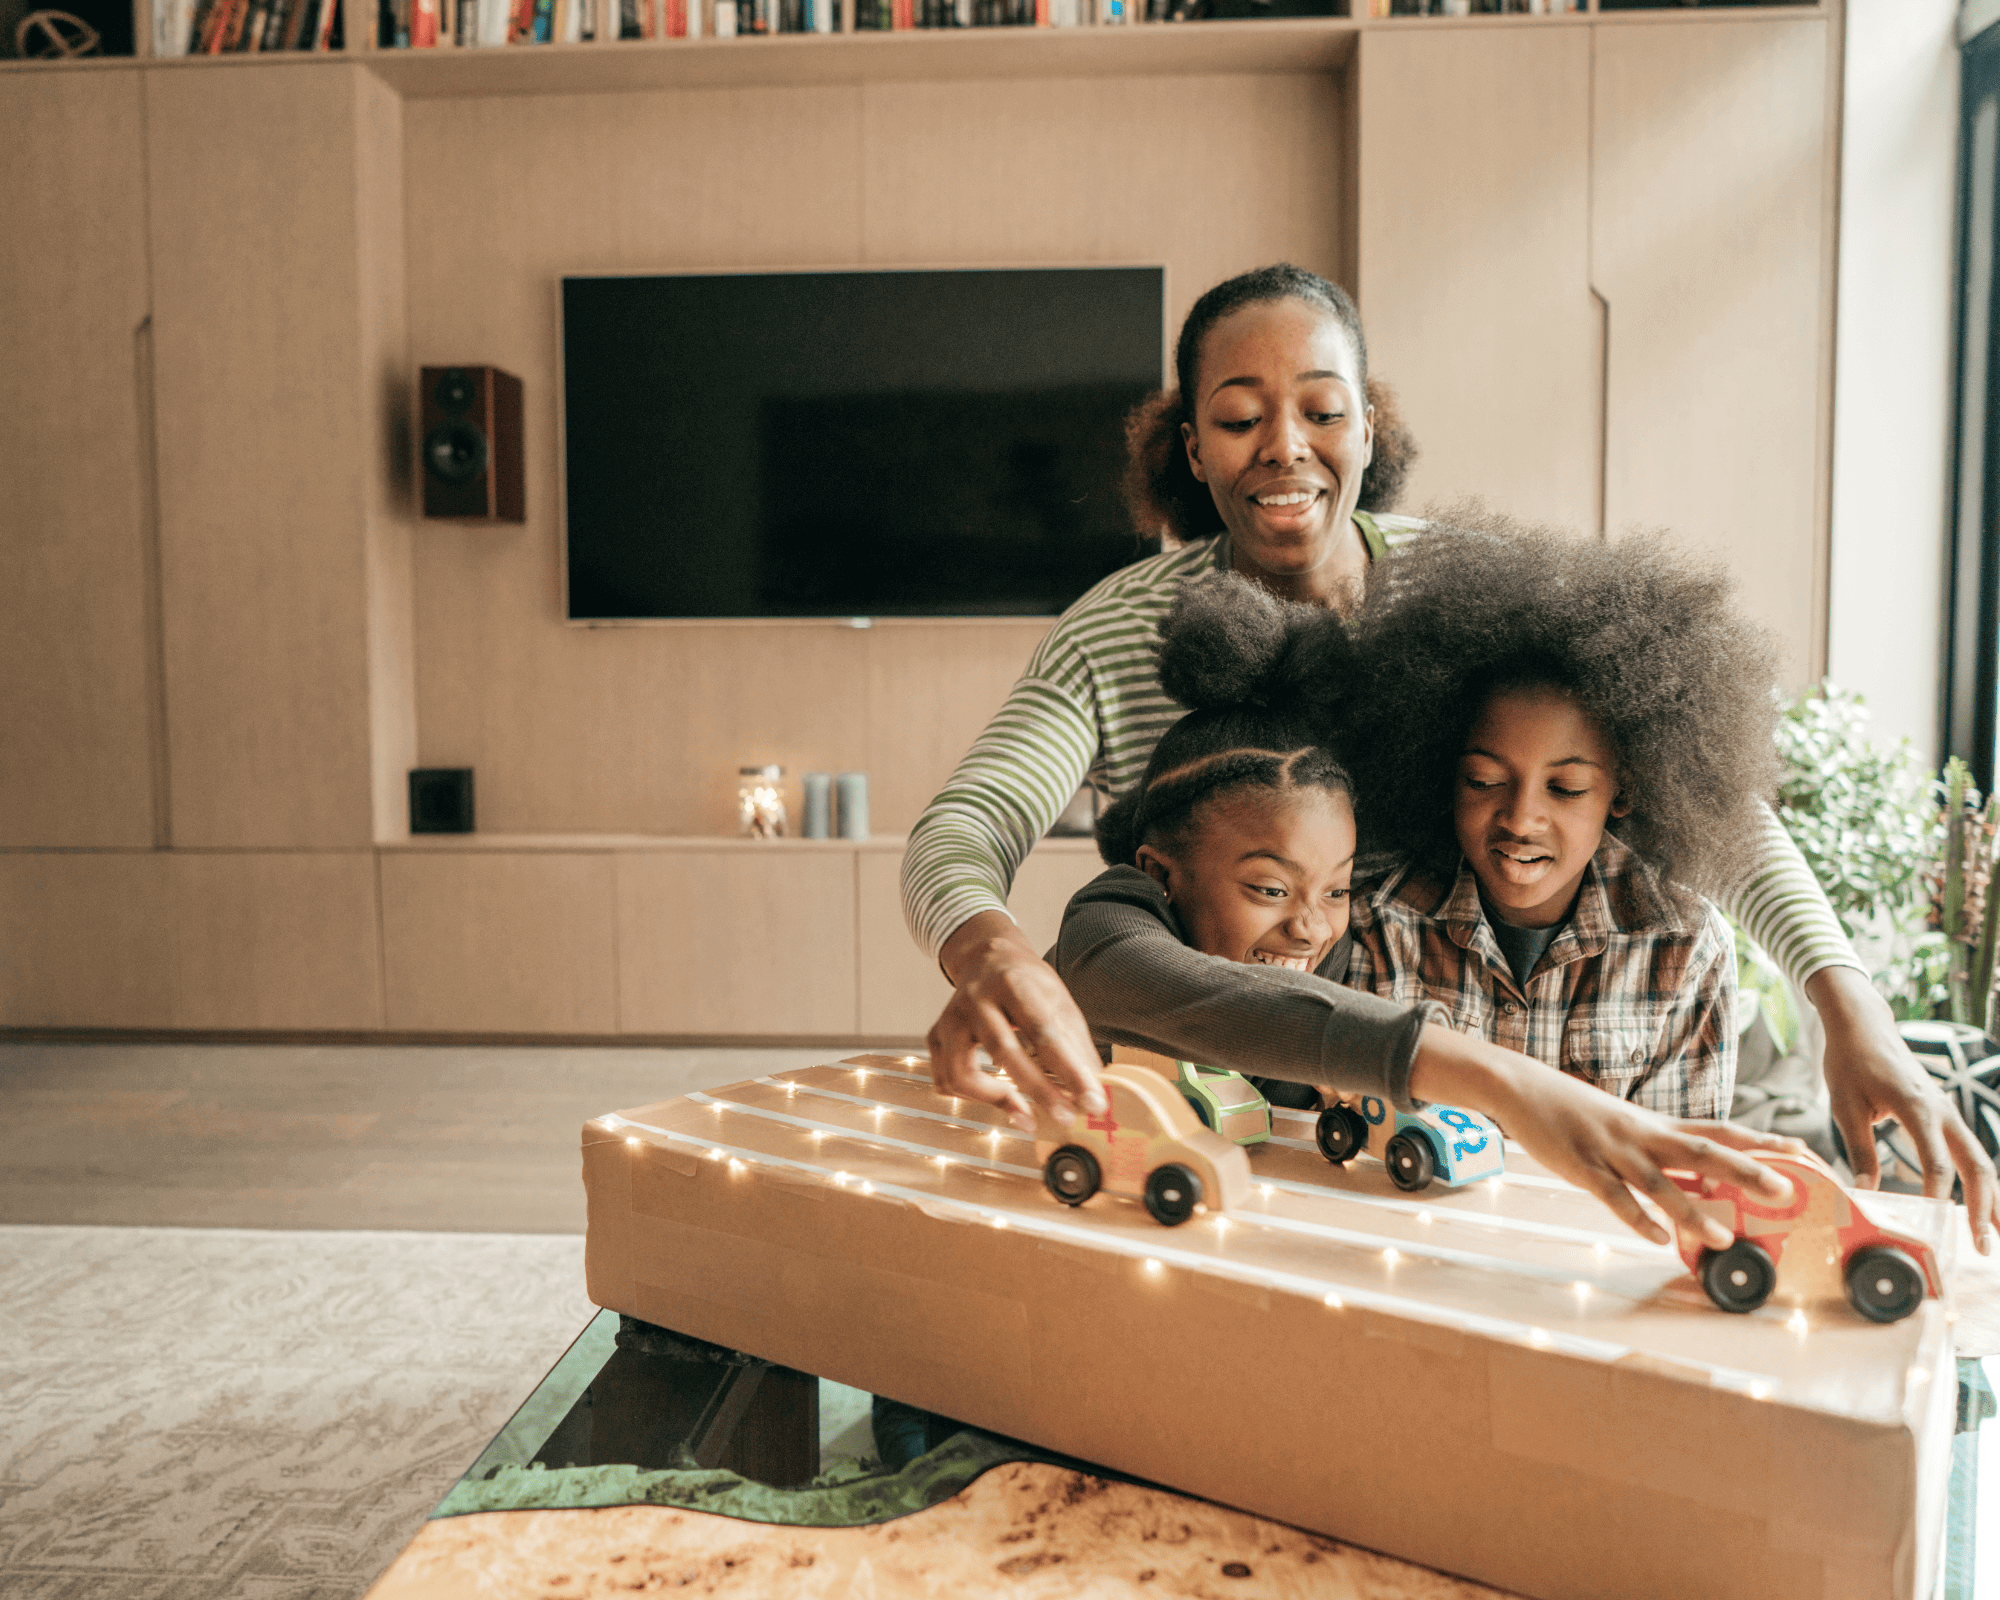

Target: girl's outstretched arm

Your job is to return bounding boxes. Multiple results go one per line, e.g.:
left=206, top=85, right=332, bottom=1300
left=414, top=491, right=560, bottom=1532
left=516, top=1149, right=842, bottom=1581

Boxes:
left=1411, top=1026, right=1801, bottom=1249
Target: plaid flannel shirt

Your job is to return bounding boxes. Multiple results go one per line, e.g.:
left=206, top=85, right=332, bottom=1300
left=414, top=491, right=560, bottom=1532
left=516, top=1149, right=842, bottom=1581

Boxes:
left=1346, top=833, right=1738, bottom=1119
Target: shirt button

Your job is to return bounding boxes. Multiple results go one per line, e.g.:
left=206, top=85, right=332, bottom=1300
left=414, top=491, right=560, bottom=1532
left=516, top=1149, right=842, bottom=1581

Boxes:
left=1503, top=1001, right=1520, bottom=1016
left=1630, top=1048, right=1645, bottom=1063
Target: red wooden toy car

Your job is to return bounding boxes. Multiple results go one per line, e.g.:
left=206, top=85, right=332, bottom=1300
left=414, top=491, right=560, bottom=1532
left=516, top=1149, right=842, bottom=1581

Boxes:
left=1035, top=1064, right=1249, bottom=1226
left=1668, top=1149, right=1945, bottom=1322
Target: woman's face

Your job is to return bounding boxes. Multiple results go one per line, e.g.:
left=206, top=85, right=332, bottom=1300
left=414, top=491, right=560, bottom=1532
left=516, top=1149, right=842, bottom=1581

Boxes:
left=1181, top=298, right=1374, bottom=590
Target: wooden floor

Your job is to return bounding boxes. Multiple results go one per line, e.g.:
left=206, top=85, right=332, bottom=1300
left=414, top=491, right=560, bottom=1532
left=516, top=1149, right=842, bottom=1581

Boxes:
left=0, top=1040, right=847, bottom=1233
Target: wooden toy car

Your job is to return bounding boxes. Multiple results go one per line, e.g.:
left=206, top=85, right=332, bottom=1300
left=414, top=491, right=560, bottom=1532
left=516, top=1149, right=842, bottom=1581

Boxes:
left=1175, top=1061, right=1271, bottom=1145
left=1313, top=1095, right=1506, bottom=1192
left=1037, top=1064, right=1249, bottom=1226
left=1668, top=1149, right=1945, bottom=1322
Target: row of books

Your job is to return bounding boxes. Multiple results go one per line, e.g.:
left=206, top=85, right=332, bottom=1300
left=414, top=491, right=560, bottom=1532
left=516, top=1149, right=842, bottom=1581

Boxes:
left=152, top=0, right=1171, bottom=48
left=155, top=0, right=339, bottom=52
left=1361, top=0, right=1578, bottom=12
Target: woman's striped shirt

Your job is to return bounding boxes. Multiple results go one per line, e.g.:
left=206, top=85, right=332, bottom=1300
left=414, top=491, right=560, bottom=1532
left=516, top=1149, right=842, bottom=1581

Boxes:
left=899, top=520, right=1861, bottom=991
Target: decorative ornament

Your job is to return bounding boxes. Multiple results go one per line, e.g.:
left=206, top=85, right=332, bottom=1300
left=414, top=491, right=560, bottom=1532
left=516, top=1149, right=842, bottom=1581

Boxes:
left=15, top=9, right=100, bottom=55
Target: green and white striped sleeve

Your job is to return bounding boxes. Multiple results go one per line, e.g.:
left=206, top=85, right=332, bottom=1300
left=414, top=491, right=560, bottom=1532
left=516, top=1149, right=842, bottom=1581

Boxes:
left=900, top=540, right=1216, bottom=962
left=899, top=648, right=1101, bottom=962
left=1714, top=802, right=1865, bottom=989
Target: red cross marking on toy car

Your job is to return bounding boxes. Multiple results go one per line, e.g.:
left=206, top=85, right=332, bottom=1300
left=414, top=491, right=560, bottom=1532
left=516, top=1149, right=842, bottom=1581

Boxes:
left=1087, top=1110, right=1120, bottom=1138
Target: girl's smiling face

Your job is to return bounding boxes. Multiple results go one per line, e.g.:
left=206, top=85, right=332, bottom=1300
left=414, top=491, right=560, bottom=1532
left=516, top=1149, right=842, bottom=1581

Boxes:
left=1181, top=298, right=1373, bottom=594
left=1455, top=686, right=1628, bottom=929
left=1136, top=787, right=1356, bottom=971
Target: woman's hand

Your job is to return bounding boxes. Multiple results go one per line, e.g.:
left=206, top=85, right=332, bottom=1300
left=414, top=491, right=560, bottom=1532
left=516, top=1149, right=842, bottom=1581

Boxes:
left=929, top=911, right=1108, bottom=1133
left=1410, top=1024, right=1803, bottom=1249
left=1806, top=965, right=2000, bottom=1253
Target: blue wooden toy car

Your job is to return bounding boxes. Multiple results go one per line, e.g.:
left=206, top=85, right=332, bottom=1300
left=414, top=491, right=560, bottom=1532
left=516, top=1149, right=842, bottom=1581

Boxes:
left=1315, top=1096, right=1505, bottom=1191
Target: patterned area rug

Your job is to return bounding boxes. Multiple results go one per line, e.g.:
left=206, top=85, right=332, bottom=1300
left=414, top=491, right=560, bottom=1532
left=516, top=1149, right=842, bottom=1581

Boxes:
left=0, top=1224, right=593, bottom=1600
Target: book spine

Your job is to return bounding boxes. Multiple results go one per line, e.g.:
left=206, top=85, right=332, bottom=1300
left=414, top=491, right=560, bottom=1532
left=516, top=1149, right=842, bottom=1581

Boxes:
left=410, top=0, right=436, bottom=46
left=529, top=0, right=551, bottom=39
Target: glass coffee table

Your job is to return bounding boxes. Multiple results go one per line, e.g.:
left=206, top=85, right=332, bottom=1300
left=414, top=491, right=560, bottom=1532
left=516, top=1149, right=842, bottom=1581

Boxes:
left=361, top=1310, right=2000, bottom=1599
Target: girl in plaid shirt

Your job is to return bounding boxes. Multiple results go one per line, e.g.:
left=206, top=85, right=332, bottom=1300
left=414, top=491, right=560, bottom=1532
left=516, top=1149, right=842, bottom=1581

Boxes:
left=1341, top=511, right=1781, bottom=1119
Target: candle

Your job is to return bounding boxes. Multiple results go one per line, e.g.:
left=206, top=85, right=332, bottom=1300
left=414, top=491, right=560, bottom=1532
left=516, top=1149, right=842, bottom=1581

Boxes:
left=836, top=772, right=868, bottom=844
left=801, top=772, right=832, bottom=839
left=836, top=772, right=870, bottom=840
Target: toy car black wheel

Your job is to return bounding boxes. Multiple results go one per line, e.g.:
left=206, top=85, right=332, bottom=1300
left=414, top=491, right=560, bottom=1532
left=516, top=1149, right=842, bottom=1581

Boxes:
left=1182, top=1093, right=1216, bottom=1132
left=1315, top=1105, right=1368, bottom=1165
left=1845, top=1245, right=1927, bottom=1324
left=1143, top=1163, right=1203, bottom=1226
left=1384, top=1130, right=1437, bottom=1192
left=1699, top=1238, right=1776, bottom=1313
left=1044, top=1145, right=1100, bottom=1207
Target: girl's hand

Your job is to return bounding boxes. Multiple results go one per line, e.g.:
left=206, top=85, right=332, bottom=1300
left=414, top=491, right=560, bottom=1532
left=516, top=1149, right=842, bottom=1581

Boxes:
left=1410, top=1024, right=1802, bottom=1249
left=929, top=911, right=1108, bottom=1133
left=1807, top=965, right=2000, bottom=1254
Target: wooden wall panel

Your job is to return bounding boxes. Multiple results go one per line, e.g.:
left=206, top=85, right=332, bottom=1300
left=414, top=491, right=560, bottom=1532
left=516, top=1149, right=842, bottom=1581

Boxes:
left=145, top=67, right=380, bottom=847
left=0, top=73, right=158, bottom=847
left=356, top=71, right=420, bottom=842
left=1592, top=18, right=1832, bottom=685
left=856, top=840, right=1103, bottom=1039
left=0, top=853, right=176, bottom=1028
left=399, top=72, right=1345, bottom=839
left=617, top=848, right=857, bottom=1034
left=171, top=852, right=383, bottom=1030
left=1355, top=27, right=1596, bottom=534
left=380, top=850, right=618, bottom=1032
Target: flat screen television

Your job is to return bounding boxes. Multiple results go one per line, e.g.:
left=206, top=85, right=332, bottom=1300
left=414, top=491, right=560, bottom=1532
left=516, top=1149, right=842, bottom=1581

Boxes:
left=559, top=266, right=1166, bottom=621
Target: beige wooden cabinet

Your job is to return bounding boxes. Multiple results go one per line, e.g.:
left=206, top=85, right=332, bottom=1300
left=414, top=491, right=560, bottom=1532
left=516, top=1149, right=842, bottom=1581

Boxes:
left=0, top=9, right=1838, bottom=1039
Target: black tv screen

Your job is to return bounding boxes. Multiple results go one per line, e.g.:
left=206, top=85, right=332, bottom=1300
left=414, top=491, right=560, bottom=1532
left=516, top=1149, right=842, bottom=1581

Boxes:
left=560, top=267, right=1165, bottom=620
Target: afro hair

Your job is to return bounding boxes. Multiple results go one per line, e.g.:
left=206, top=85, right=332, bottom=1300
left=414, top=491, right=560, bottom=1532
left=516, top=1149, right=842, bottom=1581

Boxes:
left=1339, top=505, right=1781, bottom=901
left=1095, top=572, right=1355, bottom=867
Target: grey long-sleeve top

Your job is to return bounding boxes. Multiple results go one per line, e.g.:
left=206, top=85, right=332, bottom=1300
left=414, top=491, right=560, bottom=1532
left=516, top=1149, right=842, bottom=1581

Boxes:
left=1050, top=865, right=1438, bottom=1111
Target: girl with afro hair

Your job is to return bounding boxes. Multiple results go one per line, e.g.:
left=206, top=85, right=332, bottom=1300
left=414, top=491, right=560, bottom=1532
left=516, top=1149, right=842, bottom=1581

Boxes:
left=1338, top=507, right=1782, bottom=1119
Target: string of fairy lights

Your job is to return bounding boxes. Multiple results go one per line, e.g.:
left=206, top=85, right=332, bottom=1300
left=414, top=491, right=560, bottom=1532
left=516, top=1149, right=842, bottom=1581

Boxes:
left=588, top=1073, right=1962, bottom=1403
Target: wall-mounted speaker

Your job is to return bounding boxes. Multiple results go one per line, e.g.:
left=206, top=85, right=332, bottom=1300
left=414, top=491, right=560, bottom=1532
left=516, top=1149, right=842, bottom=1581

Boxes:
left=420, top=365, right=524, bottom=522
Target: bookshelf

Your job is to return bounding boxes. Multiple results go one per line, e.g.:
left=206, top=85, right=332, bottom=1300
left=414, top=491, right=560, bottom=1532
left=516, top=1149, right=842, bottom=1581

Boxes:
left=0, top=4, right=1842, bottom=1040
left=0, top=3, right=1826, bottom=76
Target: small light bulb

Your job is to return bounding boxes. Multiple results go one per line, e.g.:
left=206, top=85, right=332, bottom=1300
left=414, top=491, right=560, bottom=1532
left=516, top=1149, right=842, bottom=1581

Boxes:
left=1913, top=1367, right=1931, bottom=1384
left=1214, top=1216, right=1230, bottom=1234
left=856, top=1069, right=869, bottom=1085
left=1323, top=1292, right=1342, bottom=1309
left=626, top=1136, right=641, bottom=1146
left=1593, top=1241, right=1609, bottom=1259
left=873, top=1106, right=887, bottom=1121
left=1528, top=1328, right=1551, bottom=1348
left=1572, top=1281, right=1590, bottom=1303
left=1786, top=1309, right=1808, bottom=1337
left=935, top=1155, right=951, bottom=1170
left=1382, top=1248, right=1400, bottom=1265
left=991, top=1215, right=1009, bottom=1230
left=860, top=1180, right=875, bottom=1195
left=707, top=1148, right=724, bottom=1162
left=811, top=1130, right=825, bottom=1142
left=1749, top=1382, right=1773, bottom=1401
left=728, top=1158, right=745, bottom=1174
left=904, top=1056, right=916, bottom=1066
left=1258, top=1183, right=1274, bottom=1199
left=785, top=1083, right=797, bottom=1098
left=1417, top=1210, right=1433, bottom=1225
left=834, top=1171, right=850, bottom=1185
left=1143, top=1258, right=1163, bottom=1275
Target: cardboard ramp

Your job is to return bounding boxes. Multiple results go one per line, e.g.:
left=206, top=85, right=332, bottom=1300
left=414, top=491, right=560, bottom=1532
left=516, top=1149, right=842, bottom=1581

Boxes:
left=583, top=1055, right=1957, bottom=1600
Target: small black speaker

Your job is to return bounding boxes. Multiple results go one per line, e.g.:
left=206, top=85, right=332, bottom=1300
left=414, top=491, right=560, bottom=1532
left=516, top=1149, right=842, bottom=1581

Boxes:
left=409, top=768, right=475, bottom=834
left=420, top=366, right=523, bottom=522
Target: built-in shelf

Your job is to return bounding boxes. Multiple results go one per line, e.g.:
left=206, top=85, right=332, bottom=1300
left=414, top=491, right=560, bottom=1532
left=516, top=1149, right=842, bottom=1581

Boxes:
left=5, top=4, right=1826, bottom=98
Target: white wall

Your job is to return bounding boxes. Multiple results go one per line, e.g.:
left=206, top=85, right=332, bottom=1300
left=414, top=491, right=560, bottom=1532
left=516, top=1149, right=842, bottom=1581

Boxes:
left=1826, top=0, right=1961, bottom=761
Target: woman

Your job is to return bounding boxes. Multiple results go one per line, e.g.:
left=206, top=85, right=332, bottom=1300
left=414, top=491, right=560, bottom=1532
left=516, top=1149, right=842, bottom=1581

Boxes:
left=902, top=263, right=1997, bottom=1251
